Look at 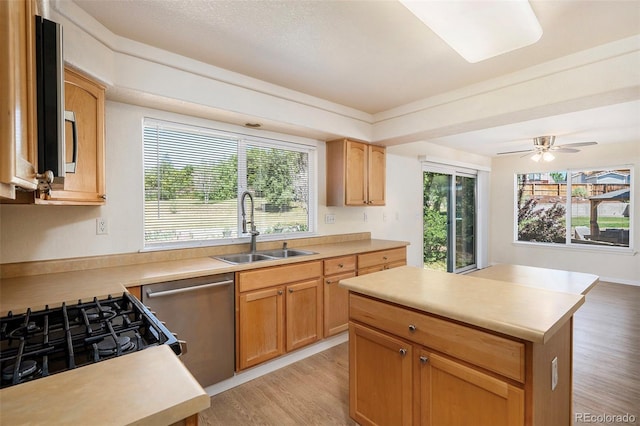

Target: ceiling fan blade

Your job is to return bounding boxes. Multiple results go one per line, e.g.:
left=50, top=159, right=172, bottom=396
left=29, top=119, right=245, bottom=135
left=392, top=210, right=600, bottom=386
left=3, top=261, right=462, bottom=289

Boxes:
left=551, top=148, right=580, bottom=153
left=497, top=149, right=534, bottom=155
left=520, top=151, right=535, bottom=158
left=557, top=141, right=597, bottom=148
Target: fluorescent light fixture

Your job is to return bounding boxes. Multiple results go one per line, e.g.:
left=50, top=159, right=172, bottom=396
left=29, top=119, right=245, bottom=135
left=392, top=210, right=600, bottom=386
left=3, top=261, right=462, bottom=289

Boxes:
left=399, top=0, right=543, bottom=63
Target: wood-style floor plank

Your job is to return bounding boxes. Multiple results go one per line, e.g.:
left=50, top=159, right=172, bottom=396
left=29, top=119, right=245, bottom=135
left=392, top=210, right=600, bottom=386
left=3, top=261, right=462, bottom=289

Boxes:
left=201, top=281, right=639, bottom=425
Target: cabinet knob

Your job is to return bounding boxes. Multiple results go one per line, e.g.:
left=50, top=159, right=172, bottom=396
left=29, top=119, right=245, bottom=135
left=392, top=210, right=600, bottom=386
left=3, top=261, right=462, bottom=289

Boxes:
left=338, top=263, right=344, bottom=268
left=408, top=324, right=416, bottom=332
left=419, top=355, right=429, bottom=364
left=288, top=288, right=294, bottom=293
left=100, top=194, right=107, bottom=200
left=278, top=290, right=283, bottom=295
left=326, top=279, right=332, bottom=285
left=399, top=348, right=407, bottom=356
left=383, top=256, right=388, bottom=260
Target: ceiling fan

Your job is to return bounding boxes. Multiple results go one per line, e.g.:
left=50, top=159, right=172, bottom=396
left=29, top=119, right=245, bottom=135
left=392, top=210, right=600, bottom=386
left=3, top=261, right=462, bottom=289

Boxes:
left=497, top=136, right=597, bottom=162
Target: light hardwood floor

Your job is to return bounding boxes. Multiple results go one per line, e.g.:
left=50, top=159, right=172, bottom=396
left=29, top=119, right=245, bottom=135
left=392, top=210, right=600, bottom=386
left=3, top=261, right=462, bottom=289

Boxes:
left=201, top=281, right=639, bottom=426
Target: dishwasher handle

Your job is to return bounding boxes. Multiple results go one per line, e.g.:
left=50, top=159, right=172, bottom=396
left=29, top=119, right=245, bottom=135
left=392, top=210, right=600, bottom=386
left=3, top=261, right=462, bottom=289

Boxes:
left=146, top=279, right=234, bottom=299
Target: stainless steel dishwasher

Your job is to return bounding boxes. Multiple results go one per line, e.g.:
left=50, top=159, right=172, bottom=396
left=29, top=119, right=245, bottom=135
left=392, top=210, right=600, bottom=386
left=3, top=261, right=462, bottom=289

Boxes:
left=142, top=273, right=235, bottom=387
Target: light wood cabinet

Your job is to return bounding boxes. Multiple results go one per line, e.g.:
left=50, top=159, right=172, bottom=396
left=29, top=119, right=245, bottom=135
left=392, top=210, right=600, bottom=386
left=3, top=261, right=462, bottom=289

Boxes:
left=0, top=0, right=38, bottom=198
left=323, top=255, right=356, bottom=337
left=237, top=261, right=322, bottom=370
left=238, top=286, right=285, bottom=370
left=285, top=278, right=323, bottom=351
left=418, top=349, right=524, bottom=426
left=326, top=139, right=385, bottom=206
left=349, top=291, right=570, bottom=426
left=357, top=247, right=406, bottom=275
left=37, top=67, right=106, bottom=204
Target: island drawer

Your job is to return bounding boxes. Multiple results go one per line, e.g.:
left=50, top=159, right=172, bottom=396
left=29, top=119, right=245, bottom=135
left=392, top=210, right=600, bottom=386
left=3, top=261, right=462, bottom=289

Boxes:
left=324, top=255, right=356, bottom=275
left=349, top=293, right=525, bottom=383
left=238, top=261, right=322, bottom=292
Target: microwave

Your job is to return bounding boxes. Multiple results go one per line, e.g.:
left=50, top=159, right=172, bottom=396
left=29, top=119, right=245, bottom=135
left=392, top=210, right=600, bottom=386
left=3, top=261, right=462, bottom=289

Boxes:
left=35, top=15, right=72, bottom=185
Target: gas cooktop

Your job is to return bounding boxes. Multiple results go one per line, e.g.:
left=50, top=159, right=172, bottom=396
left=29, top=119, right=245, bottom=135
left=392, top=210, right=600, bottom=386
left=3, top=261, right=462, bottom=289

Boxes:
left=0, top=292, right=180, bottom=389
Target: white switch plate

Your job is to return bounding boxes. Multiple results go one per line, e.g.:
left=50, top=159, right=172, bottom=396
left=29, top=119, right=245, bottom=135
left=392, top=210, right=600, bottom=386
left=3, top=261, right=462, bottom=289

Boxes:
left=324, top=214, right=336, bottom=224
left=551, top=356, right=558, bottom=391
left=96, top=217, right=108, bottom=235
left=363, top=212, right=368, bottom=222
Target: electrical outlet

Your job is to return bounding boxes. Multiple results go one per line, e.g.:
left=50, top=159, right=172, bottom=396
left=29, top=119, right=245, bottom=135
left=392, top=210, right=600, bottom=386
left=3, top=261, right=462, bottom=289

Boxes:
left=324, top=214, right=336, bottom=224
left=551, top=356, right=558, bottom=391
left=96, top=217, right=108, bottom=235
left=363, top=212, right=368, bottom=222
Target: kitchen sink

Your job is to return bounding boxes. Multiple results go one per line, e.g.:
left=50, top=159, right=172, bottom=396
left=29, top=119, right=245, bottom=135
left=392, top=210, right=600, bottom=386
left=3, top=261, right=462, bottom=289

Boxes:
left=213, top=249, right=316, bottom=264
left=214, top=253, right=276, bottom=264
left=257, top=249, right=316, bottom=258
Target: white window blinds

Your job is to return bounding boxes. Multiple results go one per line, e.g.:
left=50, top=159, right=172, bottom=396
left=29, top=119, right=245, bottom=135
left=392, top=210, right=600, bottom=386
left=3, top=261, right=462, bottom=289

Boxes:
left=143, top=119, right=314, bottom=248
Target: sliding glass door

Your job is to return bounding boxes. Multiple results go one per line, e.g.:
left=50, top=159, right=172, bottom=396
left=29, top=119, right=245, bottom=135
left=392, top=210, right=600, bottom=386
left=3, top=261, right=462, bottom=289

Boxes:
left=423, top=167, right=476, bottom=273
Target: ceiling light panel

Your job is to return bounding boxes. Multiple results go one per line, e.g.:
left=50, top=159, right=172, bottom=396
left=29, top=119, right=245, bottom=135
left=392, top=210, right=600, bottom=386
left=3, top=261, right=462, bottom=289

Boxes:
left=399, top=0, right=543, bottom=63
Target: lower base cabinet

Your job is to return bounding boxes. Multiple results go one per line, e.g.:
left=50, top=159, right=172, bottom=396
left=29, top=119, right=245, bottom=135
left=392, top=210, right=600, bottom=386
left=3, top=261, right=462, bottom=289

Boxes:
left=349, top=322, right=525, bottom=426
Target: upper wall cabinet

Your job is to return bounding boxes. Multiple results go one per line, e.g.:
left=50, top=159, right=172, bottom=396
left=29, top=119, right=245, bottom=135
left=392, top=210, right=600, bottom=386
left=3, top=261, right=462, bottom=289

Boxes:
left=0, top=0, right=38, bottom=199
left=326, top=139, right=386, bottom=207
left=33, top=67, right=106, bottom=205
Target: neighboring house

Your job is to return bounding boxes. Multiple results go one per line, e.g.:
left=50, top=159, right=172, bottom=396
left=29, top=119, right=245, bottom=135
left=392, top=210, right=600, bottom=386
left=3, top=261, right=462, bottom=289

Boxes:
left=571, top=171, right=631, bottom=184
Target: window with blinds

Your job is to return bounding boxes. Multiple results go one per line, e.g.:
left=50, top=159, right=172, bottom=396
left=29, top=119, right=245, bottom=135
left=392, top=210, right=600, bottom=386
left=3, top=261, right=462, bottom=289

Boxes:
left=143, top=119, right=315, bottom=248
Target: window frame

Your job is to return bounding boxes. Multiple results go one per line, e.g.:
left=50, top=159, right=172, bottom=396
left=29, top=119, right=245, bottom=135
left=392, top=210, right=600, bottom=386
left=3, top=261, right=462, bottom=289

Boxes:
left=142, top=118, right=318, bottom=251
left=513, top=165, right=634, bottom=253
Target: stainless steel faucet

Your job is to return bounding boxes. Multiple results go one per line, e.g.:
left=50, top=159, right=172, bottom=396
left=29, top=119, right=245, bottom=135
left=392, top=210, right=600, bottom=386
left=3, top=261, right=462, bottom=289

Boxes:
left=241, top=191, right=260, bottom=253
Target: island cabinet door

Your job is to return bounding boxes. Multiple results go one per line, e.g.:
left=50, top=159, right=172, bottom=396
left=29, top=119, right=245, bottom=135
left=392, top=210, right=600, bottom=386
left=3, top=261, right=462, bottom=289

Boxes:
left=418, top=349, right=525, bottom=426
left=238, top=286, right=285, bottom=370
left=349, top=323, right=413, bottom=426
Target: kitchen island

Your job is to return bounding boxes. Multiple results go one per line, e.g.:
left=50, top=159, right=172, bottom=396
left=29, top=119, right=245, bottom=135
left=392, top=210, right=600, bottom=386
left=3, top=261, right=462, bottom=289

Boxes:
left=340, top=265, right=597, bottom=426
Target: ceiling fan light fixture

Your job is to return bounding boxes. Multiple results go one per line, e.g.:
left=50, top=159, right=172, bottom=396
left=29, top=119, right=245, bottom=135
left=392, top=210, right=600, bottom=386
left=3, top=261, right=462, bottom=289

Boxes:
left=542, top=151, right=555, bottom=162
left=399, top=0, right=543, bottom=63
left=531, top=152, right=542, bottom=162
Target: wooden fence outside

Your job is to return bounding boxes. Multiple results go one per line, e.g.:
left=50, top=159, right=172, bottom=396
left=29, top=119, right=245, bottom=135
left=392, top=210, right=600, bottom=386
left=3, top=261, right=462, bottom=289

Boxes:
left=520, top=183, right=629, bottom=198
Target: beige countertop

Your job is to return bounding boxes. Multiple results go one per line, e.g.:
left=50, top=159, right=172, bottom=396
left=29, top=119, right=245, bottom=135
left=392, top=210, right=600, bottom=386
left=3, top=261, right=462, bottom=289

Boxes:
left=1, top=238, right=409, bottom=316
left=0, top=236, right=408, bottom=425
left=467, top=263, right=599, bottom=295
left=0, top=345, right=209, bottom=425
left=339, top=265, right=586, bottom=344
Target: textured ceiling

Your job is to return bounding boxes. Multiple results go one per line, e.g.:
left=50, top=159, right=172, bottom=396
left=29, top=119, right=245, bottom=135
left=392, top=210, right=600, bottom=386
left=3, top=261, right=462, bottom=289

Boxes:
left=70, top=0, right=640, bottom=155
left=72, top=0, right=640, bottom=114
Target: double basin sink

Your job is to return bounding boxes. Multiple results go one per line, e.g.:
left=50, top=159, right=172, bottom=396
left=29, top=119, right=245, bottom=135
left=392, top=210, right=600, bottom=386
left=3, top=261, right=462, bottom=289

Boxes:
left=213, top=248, right=316, bottom=265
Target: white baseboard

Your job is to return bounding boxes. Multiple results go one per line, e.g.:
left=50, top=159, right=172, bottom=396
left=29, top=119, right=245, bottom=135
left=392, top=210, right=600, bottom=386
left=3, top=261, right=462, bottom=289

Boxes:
left=204, top=332, right=349, bottom=397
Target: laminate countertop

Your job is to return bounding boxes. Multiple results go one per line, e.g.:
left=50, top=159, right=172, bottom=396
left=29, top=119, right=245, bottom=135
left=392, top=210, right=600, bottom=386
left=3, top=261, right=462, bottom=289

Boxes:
left=0, top=237, right=408, bottom=425
left=339, top=265, right=591, bottom=344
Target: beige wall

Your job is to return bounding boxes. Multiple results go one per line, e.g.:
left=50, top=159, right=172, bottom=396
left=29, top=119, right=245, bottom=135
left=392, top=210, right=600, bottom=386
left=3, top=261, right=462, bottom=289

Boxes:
left=489, top=141, right=639, bottom=285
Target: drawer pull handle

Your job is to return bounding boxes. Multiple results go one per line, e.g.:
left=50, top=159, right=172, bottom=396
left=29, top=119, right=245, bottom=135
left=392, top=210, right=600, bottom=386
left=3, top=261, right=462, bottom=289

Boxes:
left=399, top=348, right=407, bottom=356
left=383, top=256, right=388, bottom=260
left=408, top=324, right=416, bottom=332
left=338, top=263, right=344, bottom=268
left=419, top=355, right=429, bottom=364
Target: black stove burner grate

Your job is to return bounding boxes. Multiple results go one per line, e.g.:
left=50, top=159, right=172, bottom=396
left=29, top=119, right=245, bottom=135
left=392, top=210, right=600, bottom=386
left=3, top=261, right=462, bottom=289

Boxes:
left=0, top=293, right=179, bottom=389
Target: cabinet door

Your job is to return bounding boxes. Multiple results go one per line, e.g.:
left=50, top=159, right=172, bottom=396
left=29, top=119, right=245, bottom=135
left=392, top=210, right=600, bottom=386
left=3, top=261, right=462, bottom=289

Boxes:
left=345, top=140, right=368, bottom=206
left=40, top=68, right=105, bottom=204
left=324, top=271, right=354, bottom=337
left=350, top=323, right=413, bottom=426
left=239, top=286, right=285, bottom=370
left=367, top=145, right=386, bottom=205
left=419, top=350, right=524, bottom=426
left=286, top=278, right=322, bottom=351
left=0, top=0, right=38, bottom=197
